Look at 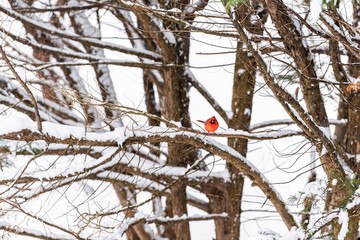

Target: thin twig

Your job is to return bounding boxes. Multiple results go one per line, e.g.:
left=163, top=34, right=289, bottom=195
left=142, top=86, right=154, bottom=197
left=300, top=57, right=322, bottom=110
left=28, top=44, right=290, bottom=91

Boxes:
left=0, top=45, right=42, bottom=131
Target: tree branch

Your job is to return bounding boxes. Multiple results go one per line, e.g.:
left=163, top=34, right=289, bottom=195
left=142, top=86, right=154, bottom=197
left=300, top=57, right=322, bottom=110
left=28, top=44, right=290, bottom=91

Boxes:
left=0, top=46, right=42, bottom=132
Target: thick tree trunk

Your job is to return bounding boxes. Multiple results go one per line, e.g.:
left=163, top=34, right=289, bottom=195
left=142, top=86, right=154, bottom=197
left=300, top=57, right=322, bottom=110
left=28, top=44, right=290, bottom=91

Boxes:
left=265, top=0, right=328, bottom=127
left=162, top=28, right=195, bottom=240
left=163, top=65, right=192, bottom=240
left=206, top=181, right=232, bottom=239
left=223, top=38, right=257, bottom=239
left=209, top=2, right=267, bottom=239
left=337, top=45, right=360, bottom=240
left=331, top=2, right=360, bottom=237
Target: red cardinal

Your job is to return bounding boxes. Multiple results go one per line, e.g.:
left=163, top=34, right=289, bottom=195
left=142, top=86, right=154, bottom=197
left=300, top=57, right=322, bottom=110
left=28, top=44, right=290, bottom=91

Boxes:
left=197, top=116, right=219, bottom=132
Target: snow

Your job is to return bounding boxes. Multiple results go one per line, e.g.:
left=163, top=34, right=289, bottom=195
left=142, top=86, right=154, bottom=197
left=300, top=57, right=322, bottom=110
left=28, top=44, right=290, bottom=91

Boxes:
left=319, top=126, right=332, bottom=140
left=152, top=17, right=176, bottom=45
left=250, top=15, right=259, bottom=25
left=246, top=228, right=281, bottom=240
left=280, top=227, right=305, bottom=240
left=346, top=187, right=360, bottom=209
left=0, top=149, right=120, bottom=184
left=237, top=69, right=246, bottom=75
left=120, top=150, right=231, bottom=181
left=246, top=227, right=306, bottom=240
left=308, top=0, right=323, bottom=24
left=0, top=116, right=250, bottom=182
left=0, top=114, right=290, bottom=216
left=219, top=128, right=302, bottom=139
left=303, top=180, right=321, bottom=196
left=0, top=115, right=128, bottom=146
left=169, top=120, right=182, bottom=127
left=0, top=221, right=73, bottom=239
left=32, top=150, right=117, bottom=180
left=322, top=14, right=354, bottom=44
left=250, top=119, right=294, bottom=130
left=250, top=118, right=345, bottom=131
left=332, top=179, right=338, bottom=186
left=338, top=209, right=349, bottom=240
left=110, top=212, right=229, bottom=238
left=0, top=115, right=37, bottom=135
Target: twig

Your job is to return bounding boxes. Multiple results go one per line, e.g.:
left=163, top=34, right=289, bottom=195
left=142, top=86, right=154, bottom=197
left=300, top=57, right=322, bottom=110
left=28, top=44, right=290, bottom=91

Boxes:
left=0, top=45, right=42, bottom=132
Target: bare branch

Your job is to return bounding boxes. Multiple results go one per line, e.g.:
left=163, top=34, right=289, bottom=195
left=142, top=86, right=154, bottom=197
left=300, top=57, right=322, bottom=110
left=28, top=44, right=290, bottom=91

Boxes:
left=0, top=6, right=162, bottom=61
left=0, top=46, right=42, bottom=132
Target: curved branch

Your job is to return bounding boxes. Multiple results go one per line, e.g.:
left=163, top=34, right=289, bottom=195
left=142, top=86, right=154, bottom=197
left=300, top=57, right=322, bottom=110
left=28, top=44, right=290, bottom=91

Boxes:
left=0, top=110, right=296, bottom=229
left=124, top=134, right=298, bottom=230
left=0, top=46, right=42, bottom=132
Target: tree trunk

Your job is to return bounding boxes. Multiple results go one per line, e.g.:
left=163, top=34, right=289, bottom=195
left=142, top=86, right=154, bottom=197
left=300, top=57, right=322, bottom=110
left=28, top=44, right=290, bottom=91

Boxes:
left=265, top=0, right=328, bottom=127
left=209, top=2, right=267, bottom=239
left=332, top=2, right=360, bottom=237
left=162, top=27, right=195, bottom=240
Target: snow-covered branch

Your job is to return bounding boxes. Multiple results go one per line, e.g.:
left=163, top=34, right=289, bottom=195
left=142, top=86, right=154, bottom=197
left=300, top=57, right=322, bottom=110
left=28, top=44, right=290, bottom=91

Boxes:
left=0, top=116, right=304, bottom=148
left=0, top=6, right=162, bottom=61
left=1, top=30, right=162, bottom=70
left=113, top=213, right=229, bottom=237
left=0, top=221, right=74, bottom=240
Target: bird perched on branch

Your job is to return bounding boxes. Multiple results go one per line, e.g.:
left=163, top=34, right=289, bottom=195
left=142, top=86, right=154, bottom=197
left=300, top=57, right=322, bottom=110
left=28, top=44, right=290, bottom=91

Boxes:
left=197, top=116, right=219, bottom=132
